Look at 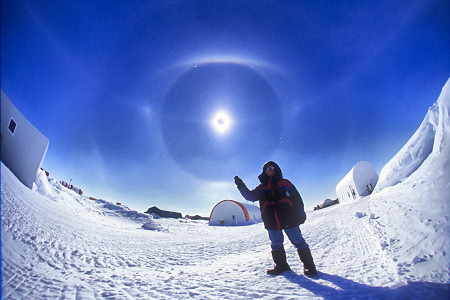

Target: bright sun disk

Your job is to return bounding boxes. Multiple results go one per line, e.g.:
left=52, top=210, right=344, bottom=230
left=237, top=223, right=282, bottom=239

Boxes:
left=212, top=111, right=232, bottom=134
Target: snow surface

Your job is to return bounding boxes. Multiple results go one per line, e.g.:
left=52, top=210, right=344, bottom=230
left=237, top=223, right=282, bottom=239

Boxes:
left=1, top=79, right=450, bottom=299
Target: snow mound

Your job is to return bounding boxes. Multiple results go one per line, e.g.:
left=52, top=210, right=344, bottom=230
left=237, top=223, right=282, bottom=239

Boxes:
left=32, top=168, right=57, bottom=198
left=375, top=78, right=450, bottom=191
left=95, top=199, right=151, bottom=222
left=29, top=165, right=155, bottom=227
left=365, top=78, right=450, bottom=285
left=141, top=220, right=162, bottom=231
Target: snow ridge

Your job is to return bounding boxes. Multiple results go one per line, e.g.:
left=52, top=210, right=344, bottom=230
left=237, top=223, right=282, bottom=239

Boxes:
left=376, top=78, right=450, bottom=191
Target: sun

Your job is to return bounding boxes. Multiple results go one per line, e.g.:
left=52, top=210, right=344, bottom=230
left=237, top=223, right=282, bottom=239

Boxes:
left=212, top=111, right=232, bottom=134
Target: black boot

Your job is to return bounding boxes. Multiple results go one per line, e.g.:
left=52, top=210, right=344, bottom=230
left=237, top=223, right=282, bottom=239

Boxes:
left=297, top=247, right=317, bottom=276
left=267, top=249, right=291, bottom=275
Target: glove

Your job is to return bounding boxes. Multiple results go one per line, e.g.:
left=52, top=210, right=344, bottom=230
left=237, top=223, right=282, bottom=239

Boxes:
left=234, top=176, right=245, bottom=189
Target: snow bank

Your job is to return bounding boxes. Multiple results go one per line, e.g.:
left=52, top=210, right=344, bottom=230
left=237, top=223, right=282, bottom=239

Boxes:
left=29, top=165, right=157, bottom=230
left=96, top=199, right=151, bottom=222
left=141, top=220, right=162, bottom=231
left=366, top=78, right=450, bottom=285
left=32, top=168, right=56, bottom=198
left=375, top=78, right=450, bottom=191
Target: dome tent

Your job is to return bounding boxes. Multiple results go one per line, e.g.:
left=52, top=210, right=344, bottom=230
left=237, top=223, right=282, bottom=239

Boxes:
left=336, top=161, right=379, bottom=204
left=209, top=200, right=262, bottom=226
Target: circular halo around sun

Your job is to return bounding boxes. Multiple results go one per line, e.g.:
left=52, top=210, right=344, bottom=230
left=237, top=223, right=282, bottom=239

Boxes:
left=212, top=111, right=231, bottom=134
left=161, top=62, right=282, bottom=180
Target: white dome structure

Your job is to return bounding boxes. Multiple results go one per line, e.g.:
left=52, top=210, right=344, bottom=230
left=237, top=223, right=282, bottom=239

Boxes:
left=336, top=161, right=378, bottom=204
left=209, top=200, right=262, bottom=226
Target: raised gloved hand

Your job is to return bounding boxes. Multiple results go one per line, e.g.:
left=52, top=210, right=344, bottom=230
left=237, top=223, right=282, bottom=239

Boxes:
left=234, top=176, right=245, bottom=189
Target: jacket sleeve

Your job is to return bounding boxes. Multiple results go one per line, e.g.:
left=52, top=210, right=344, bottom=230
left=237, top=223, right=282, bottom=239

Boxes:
left=290, top=183, right=307, bottom=224
left=238, top=184, right=262, bottom=202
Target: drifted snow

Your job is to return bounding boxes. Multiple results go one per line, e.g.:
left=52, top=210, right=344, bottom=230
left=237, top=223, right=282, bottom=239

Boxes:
left=375, top=78, right=450, bottom=191
left=2, top=163, right=449, bottom=300
left=2, top=79, right=450, bottom=299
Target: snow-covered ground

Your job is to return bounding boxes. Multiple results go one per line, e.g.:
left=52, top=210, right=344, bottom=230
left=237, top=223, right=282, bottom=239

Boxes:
left=2, top=80, right=450, bottom=299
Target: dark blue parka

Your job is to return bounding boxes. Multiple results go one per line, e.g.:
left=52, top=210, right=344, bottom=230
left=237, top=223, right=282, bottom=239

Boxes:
left=237, top=161, right=307, bottom=230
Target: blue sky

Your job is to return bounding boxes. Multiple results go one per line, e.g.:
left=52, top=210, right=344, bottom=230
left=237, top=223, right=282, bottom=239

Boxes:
left=2, top=0, right=449, bottom=216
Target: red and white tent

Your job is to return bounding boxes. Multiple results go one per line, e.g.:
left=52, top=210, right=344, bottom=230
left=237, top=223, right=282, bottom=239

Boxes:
left=209, top=200, right=262, bottom=226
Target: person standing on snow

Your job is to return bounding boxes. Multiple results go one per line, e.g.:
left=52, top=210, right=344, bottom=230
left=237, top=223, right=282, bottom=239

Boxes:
left=234, top=161, right=317, bottom=276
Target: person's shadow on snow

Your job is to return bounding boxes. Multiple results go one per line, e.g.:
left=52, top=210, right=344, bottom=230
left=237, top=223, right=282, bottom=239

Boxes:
left=282, top=271, right=449, bottom=300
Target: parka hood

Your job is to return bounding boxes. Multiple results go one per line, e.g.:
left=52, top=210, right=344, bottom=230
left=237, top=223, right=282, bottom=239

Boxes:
left=258, top=161, right=283, bottom=186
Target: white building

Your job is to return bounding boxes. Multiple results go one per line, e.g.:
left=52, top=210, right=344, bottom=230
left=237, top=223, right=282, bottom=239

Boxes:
left=209, top=200, right=262, bottom=226
left=336, top=161, right=378, bottom=204
left=1, top=91, right=49, bottom=188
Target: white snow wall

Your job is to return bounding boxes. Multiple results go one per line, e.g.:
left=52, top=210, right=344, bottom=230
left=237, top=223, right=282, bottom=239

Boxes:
left=0, top=91, right=49, bottom=189
left=375, top=78, right=450, bottom=191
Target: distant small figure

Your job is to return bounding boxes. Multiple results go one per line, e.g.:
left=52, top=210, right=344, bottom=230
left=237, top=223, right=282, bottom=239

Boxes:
left=234, top=161, right=317, bottom=276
